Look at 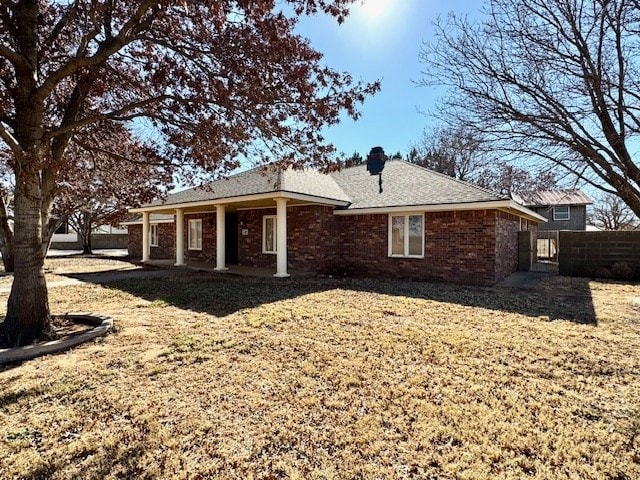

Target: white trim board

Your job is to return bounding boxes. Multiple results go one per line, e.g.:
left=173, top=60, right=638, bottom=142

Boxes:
left=333, top=200, right=546, bottom=223
left=129, top=191, right=349, bottom=213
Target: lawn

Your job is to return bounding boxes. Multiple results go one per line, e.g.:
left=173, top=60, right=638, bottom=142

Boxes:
left=1, top=258, right=639, bottom=479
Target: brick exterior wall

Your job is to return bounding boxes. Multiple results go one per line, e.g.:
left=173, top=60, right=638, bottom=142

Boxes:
left=559, top=230, right=640, bottom=277
left=128, top=223, right=175, bottom=260
left=238, top=205, right=339, bottom=272
left=184, top=213, right=217, bottom=262
left=495, top=211, right=520, bottom=281
left=128, top=206, right=525, bottom=285
left=333, top=209, right=520, bottom=285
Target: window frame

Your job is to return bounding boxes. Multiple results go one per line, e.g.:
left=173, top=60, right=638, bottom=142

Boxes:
left=388, top=213, right=425, bottom=259
left=188, top=219, right=202, bottom=251
left=150, top=224, right=159, bottom=247
left=262, top=215, right=277, bottom=254
left=552, top=206, right=570, bottom=221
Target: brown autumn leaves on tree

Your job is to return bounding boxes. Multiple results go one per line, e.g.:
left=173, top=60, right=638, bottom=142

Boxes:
left=0, top=0, right=379, bottom=346
left=421, top=0, right=640, bottom=217
left=48, top=123, right=173, bottom=255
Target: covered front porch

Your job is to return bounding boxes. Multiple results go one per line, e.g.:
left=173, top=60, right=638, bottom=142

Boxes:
left=129, top=191, right=348, bottom=278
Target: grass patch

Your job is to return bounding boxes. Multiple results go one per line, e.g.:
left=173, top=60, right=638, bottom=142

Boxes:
left=0, top=265, right=639, bottom=479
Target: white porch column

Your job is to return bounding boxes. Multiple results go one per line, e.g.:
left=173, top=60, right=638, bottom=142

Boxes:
left=215, top=204, right=228, bottom=271
left=175, top=208, right=185, bottom=266
left=274, top=198, right=289, bottom=278
left=142, top=211, right=150, bottom=263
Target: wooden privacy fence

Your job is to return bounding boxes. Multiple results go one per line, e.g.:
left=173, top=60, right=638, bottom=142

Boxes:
left=558, top=230, right=640, bottom=279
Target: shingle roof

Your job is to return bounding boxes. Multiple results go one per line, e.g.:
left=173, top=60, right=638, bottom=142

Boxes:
left=150, top=165, right=350, bottom=206
left=511, top=190, right=592, bottom=207
left=143, top=160, right=508, bottom=210
left=331, top=161, right=507, bottom=209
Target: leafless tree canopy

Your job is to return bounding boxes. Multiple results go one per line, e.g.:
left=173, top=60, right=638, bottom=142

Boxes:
left=420, top=0, right=640, bottom=216
left=408, top=127, right=558, bottom=195
left=590, top=193, right=640, bottom=229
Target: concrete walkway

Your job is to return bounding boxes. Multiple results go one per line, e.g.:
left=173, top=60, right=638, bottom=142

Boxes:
left=497, top=270, right=557, bottom=289
left=46, top=248, right=128, bottom=258
left=0, top=268, right=173, bottom=294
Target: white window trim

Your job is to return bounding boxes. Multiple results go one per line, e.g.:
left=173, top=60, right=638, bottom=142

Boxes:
left=150, top=224, right=159, bottom=247
left=262, top=215, right=277, bottom=254
left=188, top=219, right=202, bottom=251
left=553, top=206, right=570, bottom=221
left=388, top=213, right=425, bottom=259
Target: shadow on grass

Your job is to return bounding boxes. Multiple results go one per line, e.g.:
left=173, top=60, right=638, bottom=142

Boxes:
left=100, top=271, right=598, bottom=325
left=21, top=434, right=155, bottom=480
left=0, top=384, right=44, bottom=408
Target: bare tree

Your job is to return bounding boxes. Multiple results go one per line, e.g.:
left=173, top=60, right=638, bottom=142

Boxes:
left=421, top=0, right=640, bottom=216
left=408, top=126, right=558, bottom=193
left=411, top=126, right=487, bottom=181
left=476, top=165, right=559, bottom=196
left=590, top=193, right=640, bottom=230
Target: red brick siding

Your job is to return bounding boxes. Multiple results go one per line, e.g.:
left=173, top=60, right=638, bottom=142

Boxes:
left=494, top=212, right=520, bottom=282
left=128, top=225, right=142, bottom=258
left=184, top=213, right=217, bottom=262
left=238, top=205, right=338, bottom=271
left=127, top=223, right=175, bottom=260
left=127, top=206, right=524, bottom=285
left=427, top=210, right=498, bottom=284
left=238, top=208, right=275, bottom=268
left=333, top=210, right=499, bottom=285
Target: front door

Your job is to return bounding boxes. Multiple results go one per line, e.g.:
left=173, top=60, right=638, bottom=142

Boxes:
left=225, top=212, right=239, bottom=265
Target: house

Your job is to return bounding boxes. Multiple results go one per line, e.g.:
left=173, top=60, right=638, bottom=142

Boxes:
left=126, top=160, right=545, bottom=285
left=510, top=190, right=592, bottom=231
left=50, top=220, right=128, bottom=250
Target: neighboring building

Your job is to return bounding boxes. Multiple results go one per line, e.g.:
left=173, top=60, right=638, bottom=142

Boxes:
left=126, top=160, right=545, bottom=285
left=511, top=190, right=592, bottom=231
left=50, top=220, right=128, bottom=250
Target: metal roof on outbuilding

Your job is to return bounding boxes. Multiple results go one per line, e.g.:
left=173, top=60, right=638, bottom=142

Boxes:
left=511, top=190, right=592, bottom=207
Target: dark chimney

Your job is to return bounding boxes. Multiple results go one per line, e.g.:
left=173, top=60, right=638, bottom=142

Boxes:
left=366, top=146, right=386, bottom=176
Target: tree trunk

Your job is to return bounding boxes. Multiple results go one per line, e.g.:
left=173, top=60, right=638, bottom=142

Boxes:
left=2, top=173, right=51, bottom=347
left=0, top=193, right=15, bottom=273
left=42, top=216, right=64, bottom=258
left=0, top=243, right=15, bottom=273
left=80, top=212, right=93, bottom=255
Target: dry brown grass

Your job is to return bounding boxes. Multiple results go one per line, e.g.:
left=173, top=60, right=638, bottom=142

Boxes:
left=1, top=261, right=639, bottom=479
left=0, top=256, right=142, bottom=287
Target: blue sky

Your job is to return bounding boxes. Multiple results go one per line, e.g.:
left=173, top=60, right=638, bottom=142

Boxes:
left=296, top=0, right=484, bottom=158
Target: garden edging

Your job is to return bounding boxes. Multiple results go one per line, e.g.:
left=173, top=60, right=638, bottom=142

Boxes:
left=0, top=313, right=113, bottom=364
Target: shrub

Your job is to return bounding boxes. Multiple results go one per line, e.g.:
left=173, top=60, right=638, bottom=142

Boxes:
left=611, top=262, right=637, bottom=281
left=592, top=267, right=613, bottom=280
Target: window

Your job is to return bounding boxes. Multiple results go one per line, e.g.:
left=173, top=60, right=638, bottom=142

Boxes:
left=553, top=206, right=570, bottom=221
left=389, top=214, right=424, bottom=258
left=55, top=221, right=68, bottom=235
left=188, top=219, right=202, bottom=250
left=150, top=224, right=159, bottom=247
left=263, top=215, right=277, bottom=254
